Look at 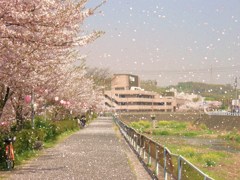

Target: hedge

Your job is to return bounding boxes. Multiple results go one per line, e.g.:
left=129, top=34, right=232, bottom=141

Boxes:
left=0, top=116, right=79, bottom=169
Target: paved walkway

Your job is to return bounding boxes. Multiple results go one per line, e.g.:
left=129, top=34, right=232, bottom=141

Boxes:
left=3, top=117, right=151, bottom=180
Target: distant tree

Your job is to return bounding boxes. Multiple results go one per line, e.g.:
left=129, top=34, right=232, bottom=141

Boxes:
left=85, top=67, right=112, bottom=89
left=140, top=80, right=166, bottom=94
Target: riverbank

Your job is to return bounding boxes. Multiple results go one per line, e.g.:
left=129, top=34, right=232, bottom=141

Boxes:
left=122, top=116, right=240, bottom=180
left=119, top=112, right=240, bottom=131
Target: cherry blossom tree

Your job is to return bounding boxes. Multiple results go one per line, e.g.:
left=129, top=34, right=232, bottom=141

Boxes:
left=0, top=0, right=106, bottom=124
left=46, top=64, right=99, bottom=118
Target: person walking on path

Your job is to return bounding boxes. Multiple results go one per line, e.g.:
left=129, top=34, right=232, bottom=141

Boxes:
left=4, top=117, right=151, bottom=180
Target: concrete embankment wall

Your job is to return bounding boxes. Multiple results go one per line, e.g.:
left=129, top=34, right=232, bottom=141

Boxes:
left=119, top=112, right=240, bottom=131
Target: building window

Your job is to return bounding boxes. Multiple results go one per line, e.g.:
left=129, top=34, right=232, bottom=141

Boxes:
left=166, top=102, right=172, bottom=106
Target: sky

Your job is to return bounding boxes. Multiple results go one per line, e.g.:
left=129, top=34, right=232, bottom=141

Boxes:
left=82, top=0, right=240, bottom=87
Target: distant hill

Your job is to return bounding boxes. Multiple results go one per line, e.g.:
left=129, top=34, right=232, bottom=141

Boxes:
left=169, top=82, right=230, bottom=97
left=141, top=80, right=239, bottom=108
left=168, top=82, right=239, bottom=104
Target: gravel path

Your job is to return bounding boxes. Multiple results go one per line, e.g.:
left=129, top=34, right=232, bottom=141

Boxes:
left=4, top=117, right=151, bottom=180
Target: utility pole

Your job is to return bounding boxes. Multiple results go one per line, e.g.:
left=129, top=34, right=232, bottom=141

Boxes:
left=232, top=77, right=239, bottom=113
left=234, top=77, right=238, bottom=100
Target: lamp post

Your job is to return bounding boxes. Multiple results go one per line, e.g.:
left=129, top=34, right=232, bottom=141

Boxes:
left=151, top=114, right=156, bottom=129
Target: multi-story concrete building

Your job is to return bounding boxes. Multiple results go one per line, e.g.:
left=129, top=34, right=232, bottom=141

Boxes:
left=104, top=74, right=176, bottom=112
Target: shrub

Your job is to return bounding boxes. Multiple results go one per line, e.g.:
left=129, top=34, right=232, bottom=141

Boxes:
left=34, top=116, right=49, bottom=129
left=34, top=117, right=59, bottom=141
left=13, top=117, right=78, bottom=155
left=14, top=129, right=37, bottom=154
left=22, top=120, right=33, bottom=129
left=34, top=129, right=46, bottom=141
left=55, top=119, right=78, bottom=134
left=0, top=134, right=5, bottom=168
left=45, top=123, right=58, bottom=141
left=0, top=117, right=79, bottom=169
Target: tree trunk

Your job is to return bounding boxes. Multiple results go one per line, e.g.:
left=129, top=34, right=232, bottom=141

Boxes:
left=0, top=84, right=13, bottom=119
left=10, top=91, right=25, bottom=130
left=16, top=105, right=24, bottom=130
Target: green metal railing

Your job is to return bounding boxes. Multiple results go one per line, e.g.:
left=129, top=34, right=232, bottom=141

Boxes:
left=113, top=116, right=214, bottom=180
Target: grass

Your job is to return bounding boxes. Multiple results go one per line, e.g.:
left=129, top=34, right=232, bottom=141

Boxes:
left=43, top=129, right=78, bottom=148
left=201, top=152, right=227, bottom=167
left=14, top=150, right=40, bottom=166
left=171, top=146, right=227, bottom=167
left=129, top=120, right=151, bottom=133
left=0, top=128, right=78, bottom=174
left=220, top=130, right=240, bottom=143
left=113, top=125, right=124, bottom=142
left=130, top=120, right=211, bottom=138
left=157, top=121, right=187, bottom=130
left=127, top=157, right=136, bottom=177
left=128, top=119, right=239, bottom=179
left=160, top=144, right=229, bottom=180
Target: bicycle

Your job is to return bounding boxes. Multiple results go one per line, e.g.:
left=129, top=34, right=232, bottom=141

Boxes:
left=4, top=137, right=16, bottom=170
